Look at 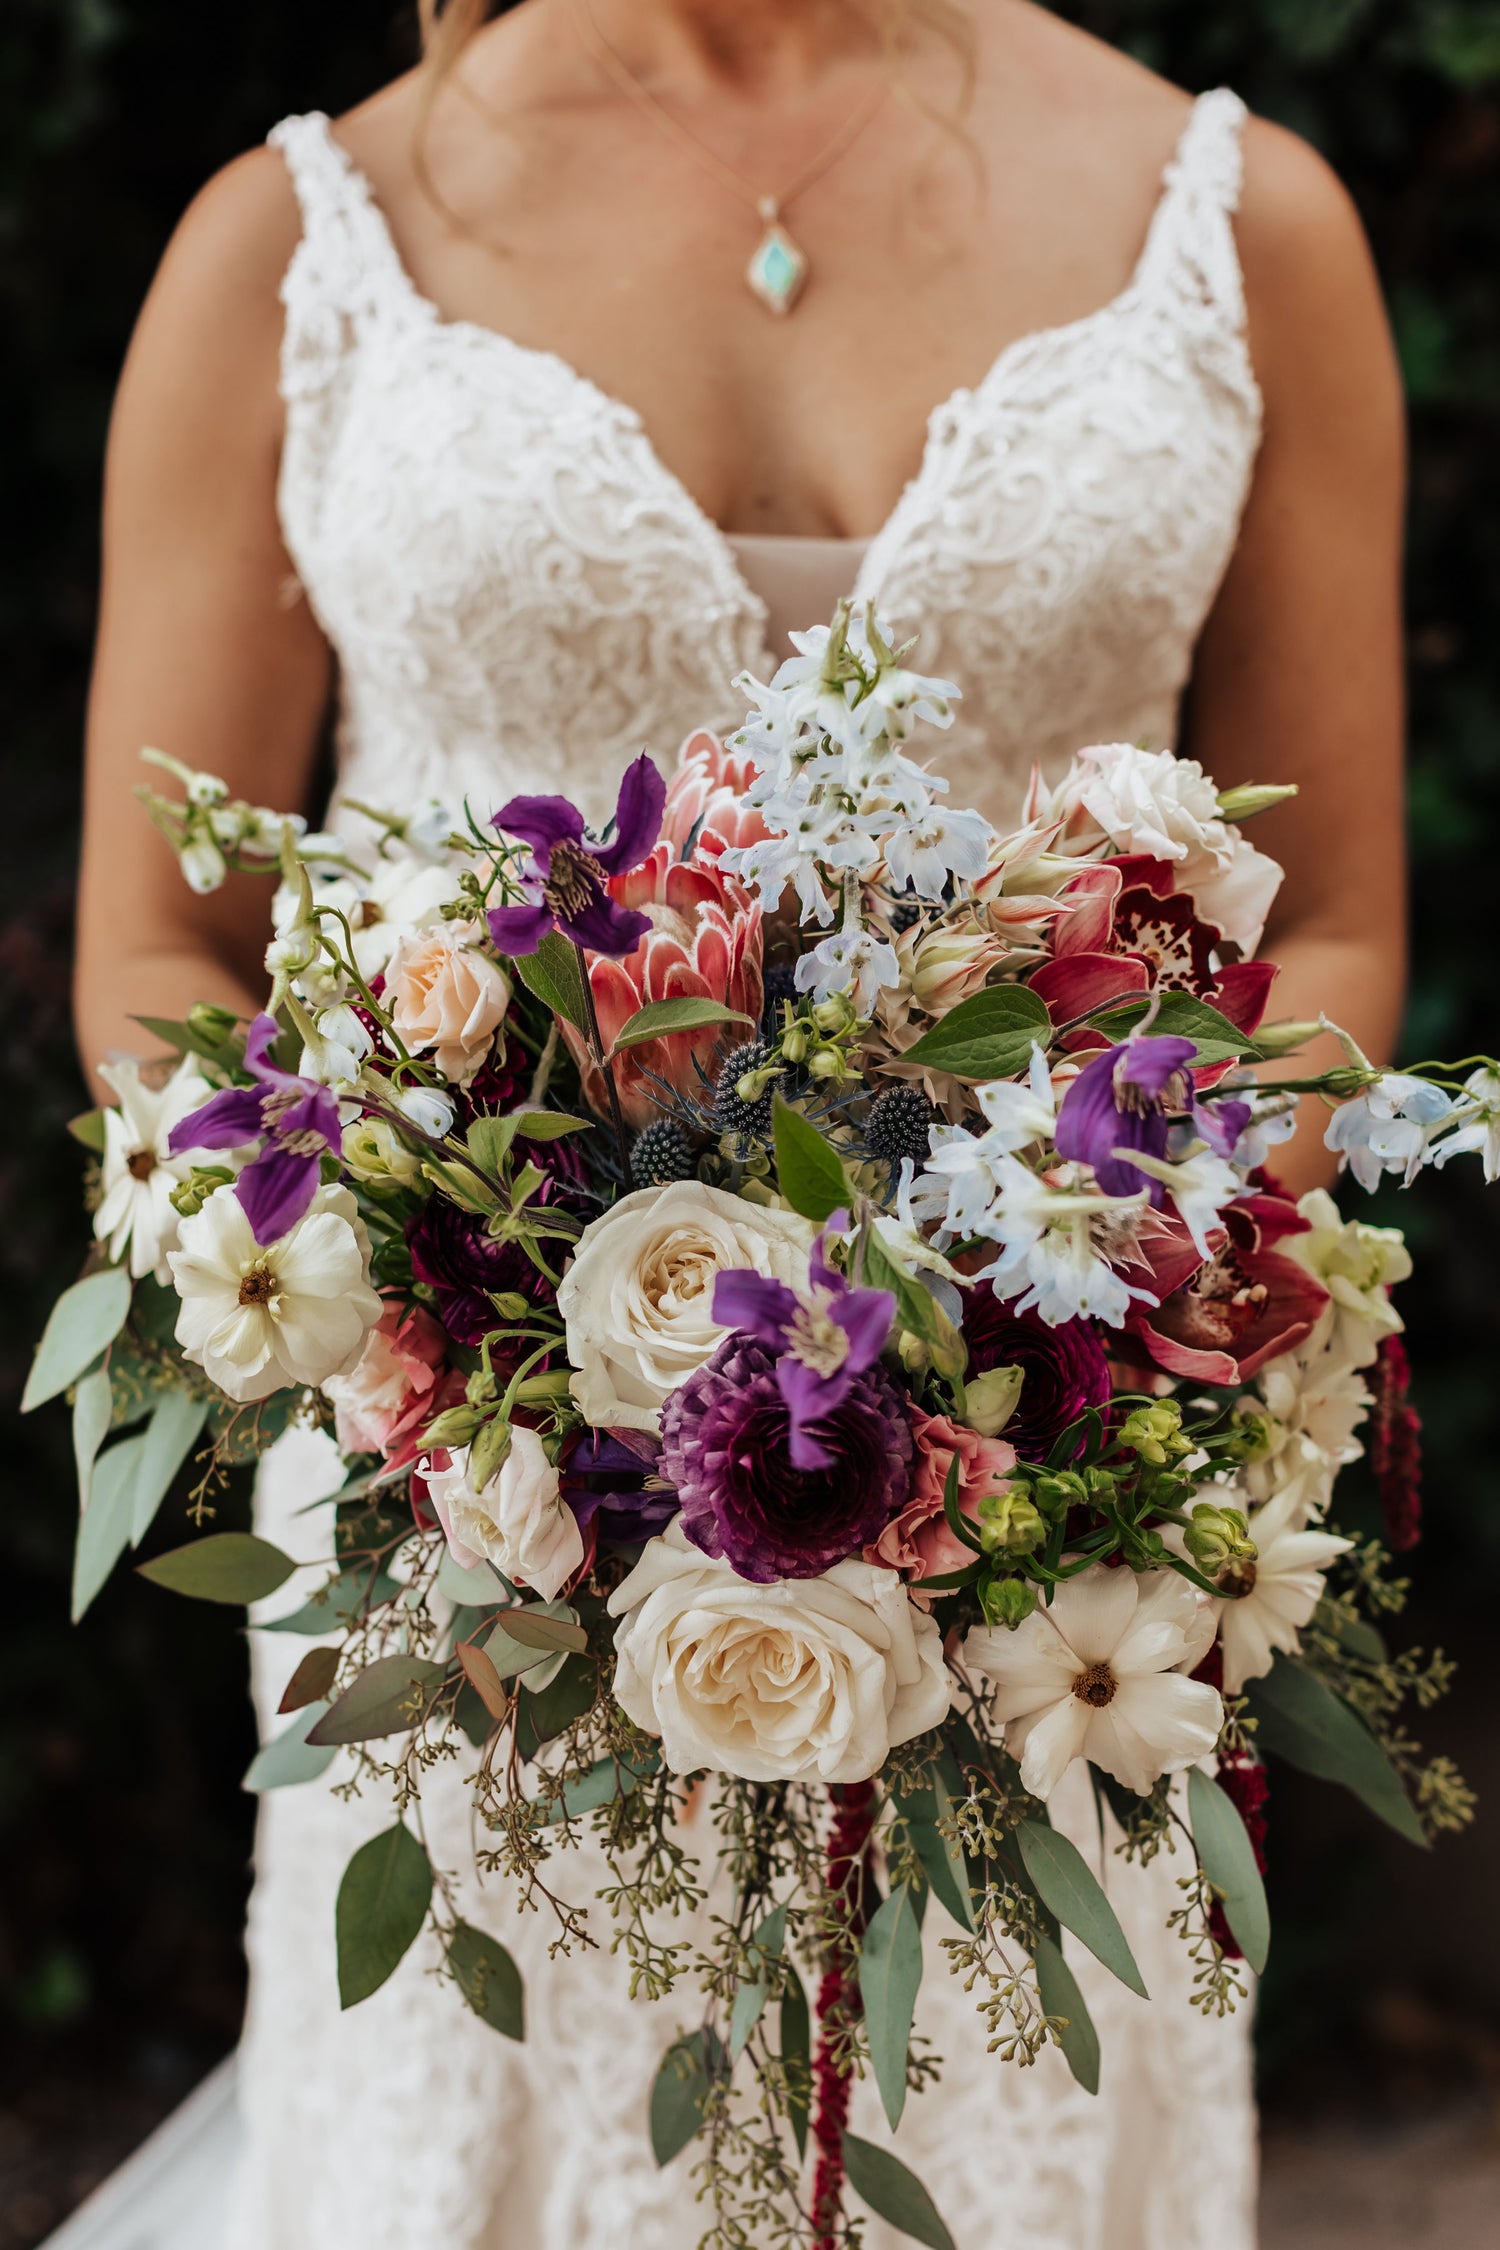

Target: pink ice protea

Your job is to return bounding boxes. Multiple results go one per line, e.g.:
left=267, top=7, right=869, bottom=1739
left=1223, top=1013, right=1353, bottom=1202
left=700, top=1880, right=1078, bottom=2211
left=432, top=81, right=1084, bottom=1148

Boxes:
left=660, top=730, right=770, bottom=860
left=565, top=845, right=764, bottom=1130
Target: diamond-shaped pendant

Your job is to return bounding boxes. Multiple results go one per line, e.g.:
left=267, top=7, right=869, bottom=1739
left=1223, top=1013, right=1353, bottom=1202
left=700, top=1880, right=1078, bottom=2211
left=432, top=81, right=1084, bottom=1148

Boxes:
left=746, top=210, right=808, bottom=317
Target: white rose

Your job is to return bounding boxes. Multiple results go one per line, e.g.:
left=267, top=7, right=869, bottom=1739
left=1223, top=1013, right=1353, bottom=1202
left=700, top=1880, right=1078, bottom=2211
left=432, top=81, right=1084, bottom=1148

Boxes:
left=421, top=1427, right=583, bottom=1602
left=607, top=1520, right=950, bottom=1783
left=168, top=1182, right=382, bottom=1403
left=558, top=1183, right=816, bottom=1432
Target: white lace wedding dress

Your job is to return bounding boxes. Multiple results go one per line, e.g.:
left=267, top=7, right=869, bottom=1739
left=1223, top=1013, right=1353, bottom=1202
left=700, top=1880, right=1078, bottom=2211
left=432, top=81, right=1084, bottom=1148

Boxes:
left=139, top=85, right=1268, bottom=2250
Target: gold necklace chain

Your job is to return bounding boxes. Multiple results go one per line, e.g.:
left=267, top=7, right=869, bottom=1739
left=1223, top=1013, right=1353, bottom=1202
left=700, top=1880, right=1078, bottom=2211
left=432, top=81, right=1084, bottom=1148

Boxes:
left=570, top=0, right=889, bottom=314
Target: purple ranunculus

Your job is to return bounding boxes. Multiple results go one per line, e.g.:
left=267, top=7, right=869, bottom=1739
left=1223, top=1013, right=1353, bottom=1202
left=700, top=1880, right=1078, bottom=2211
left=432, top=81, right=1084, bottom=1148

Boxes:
left=559, top=1428, right=679, bottom=1547
left=660, top=1333, right=912, bottom=1583
left=960, top=1295, right=1113, bottom=1462
left=406, top=1197, right=547, bottom=1351
left=168, top=1012, right=341, bottom=1244
left=487, top=754, right=666, bottom=960
left=1054, top=1034, right=1198, bottom=1202
left=710, top=1215, right=894, bottom=1472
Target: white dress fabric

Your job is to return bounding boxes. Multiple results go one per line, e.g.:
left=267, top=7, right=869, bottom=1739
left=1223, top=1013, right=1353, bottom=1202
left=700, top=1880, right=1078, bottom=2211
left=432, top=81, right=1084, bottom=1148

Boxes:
left=230, top=91, right=1264, bottom=2250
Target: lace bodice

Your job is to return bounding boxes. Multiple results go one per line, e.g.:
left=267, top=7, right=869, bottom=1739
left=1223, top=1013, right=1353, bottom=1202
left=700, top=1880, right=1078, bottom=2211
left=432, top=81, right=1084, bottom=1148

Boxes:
left=227, top=92, right=1264, bottom=2250
left=269, top=91, right=1260, bottom=833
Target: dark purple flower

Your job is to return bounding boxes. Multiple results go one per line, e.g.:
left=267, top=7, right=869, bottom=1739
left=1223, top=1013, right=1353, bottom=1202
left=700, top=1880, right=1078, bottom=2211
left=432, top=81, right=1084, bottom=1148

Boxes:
left=661, top=1333, right=912, bottom=1582
left=710, top=1216, right=894, bottom=1471
left=406, top=1196, right=548, bottom=1350
left=168, top=1012, right=341, bottom=1244
left=559, top=1428, right=679, bottom=1546
left=487, top=754, right=666, bottom=960
left=1196, top=1096, right=1253, bottom=1162
left=1054, top=1034, right=1198, bottom=1202
left=960, top=1296, right=1112, bottom=1462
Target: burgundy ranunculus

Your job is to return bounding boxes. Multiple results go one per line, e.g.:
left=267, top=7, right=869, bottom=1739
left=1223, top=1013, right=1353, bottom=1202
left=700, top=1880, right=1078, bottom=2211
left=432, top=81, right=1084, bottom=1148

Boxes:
left=405, top=1190, right=573, bottom=1351
left=960, top=1295, right=1112, bottom=1462
left=660, top=1333, right=912, bottom=1582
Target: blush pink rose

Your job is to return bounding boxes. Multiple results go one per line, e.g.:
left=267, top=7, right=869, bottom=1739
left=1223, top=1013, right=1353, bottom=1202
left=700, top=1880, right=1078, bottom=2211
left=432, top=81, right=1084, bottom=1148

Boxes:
left=866, top=1408, right=1018, bottom=1603
left=321, top=1303, right=450, bottom=1462
left=385, top=921, right=512, bottom=1085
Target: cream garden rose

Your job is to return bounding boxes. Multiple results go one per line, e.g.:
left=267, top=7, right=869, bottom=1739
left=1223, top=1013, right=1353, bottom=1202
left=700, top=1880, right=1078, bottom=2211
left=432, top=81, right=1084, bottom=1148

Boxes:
left=608, top=1521, right=950, bottom=1783
left=421, top=1426, right=583, bottom=1602
left=385, top=921, right=512, bottom=1085
left=558, top=1182, right=816, bottom=1431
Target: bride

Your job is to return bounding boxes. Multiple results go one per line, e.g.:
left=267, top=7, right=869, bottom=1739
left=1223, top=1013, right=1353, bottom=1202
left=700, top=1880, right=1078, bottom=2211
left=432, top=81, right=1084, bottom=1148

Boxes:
left=73, top=2, right=1405, bottom=2245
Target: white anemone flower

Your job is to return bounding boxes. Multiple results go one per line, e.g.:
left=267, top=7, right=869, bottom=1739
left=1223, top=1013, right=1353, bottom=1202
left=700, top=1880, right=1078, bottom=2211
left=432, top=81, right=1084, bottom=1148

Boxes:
left=168, top=1182, right=382, bottom=1403
left=1215, top=1473, right=1352, bottom=1694
left=94, top=1055, right=215, bottom=1281
left=962, top=1563, right=1223, bottom=1798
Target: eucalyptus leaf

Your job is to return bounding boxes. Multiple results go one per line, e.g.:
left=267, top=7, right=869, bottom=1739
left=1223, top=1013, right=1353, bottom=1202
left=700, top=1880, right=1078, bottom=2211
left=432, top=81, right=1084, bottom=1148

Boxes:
left=138, top=1532, right=297, bottom=1607
left=449, top=1922, right=525, bottom=2040
left=544, top=1747, right=661, bottom=1823
left=1015, top=1820, right=1149, bottom=1998
left=511, top=932, right=589, bottom=1032
left=650, top=2028, right=726, bottom=2167
left=307, top=1653, right=450, bottom=1746
left=895, top=1772, right=977, bottom=1933
left=726, top=1903, right=788, bottom=2061
left=23, top=1267, right=133, bottom=1413
left=1244, top=1655, right=1427, bottom=1846
left=258, top=1565, right=400, bottom=1635
left=841, top=2132, right=957, bottom=2250
left=130, top=1390, right=209, bottom=1545
left=858, top=1884, right=924, bottom=2129
left=772, top=1094, right=854, bottom=1222
left=456, top=1640, right=511, bottom=1724
left=72, top=1363, right=113, bottom=1514
left=491, top=1605, right=588, bottom=1654
left=781, top=1964, right=811, bottom=2159
left=514, top=1658, right=596, bottom=1754
left=901, top=984, right=1050, bottom=1079
left=435, top=1548, right=506, bottom=1606
left=1186, top=1766, right=1271, bottom=1975
left=336, top=1822, right=433, bottom=2009
left=243, top=1702, right=338, bottom=1792
left=278, top=1644, right=341, bottom=1716
left=71, top=1433, right=148, bottom=1621
left=1034, top=1935, right=1101, bottom=2095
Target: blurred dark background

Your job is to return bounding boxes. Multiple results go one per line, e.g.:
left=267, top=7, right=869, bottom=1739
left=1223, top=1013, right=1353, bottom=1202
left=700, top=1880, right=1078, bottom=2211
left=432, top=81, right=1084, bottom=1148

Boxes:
left=1, top=2, right=1498, bottom=2243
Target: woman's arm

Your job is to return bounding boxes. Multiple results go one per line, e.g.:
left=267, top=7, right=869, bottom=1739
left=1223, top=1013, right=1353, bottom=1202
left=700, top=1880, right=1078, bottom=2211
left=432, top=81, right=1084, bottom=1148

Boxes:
left=75, top=146, right=332, bottom=1095
left=1187, top=120, right=1408, bottom=1199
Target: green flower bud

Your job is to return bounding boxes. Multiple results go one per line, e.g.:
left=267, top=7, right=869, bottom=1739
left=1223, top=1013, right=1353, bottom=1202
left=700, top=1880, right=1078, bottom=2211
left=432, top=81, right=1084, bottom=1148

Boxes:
left=1214, top=782, right=1299, bottom=823
left=812, top=995, right=854, bottom=1036
left=1251, top=1019, right=1323, bottom=1059
left=964, top=1364, right=1024, bottom=1438
left=342, top=1116, right=424, bottom=1191
left=976, top=1487, right=1046, bottom=1556
left=186, top=1002, right=240, bottom=1046
left=979, top=1575, right=1038, bottom=1631
left=468, top=1415, right=513, bottom=1491
left=1184, top=1501, right=1257, bottom=1573
left=421, top=1406, right=481, bottom=1450
left=807, top=1045, right=847, bottom=1082
left=487, top=1292, right=533, bottom=1321
left=736, top=1065, right=779, bottom=1105
left=1117, top=1402, right=1192, bottom=1466
left=168, top=1165, right=235, bottom=1219
left=780, top=1022, right=811, bottom=1064
left=1227, top=1405, right=1277, bottom=1464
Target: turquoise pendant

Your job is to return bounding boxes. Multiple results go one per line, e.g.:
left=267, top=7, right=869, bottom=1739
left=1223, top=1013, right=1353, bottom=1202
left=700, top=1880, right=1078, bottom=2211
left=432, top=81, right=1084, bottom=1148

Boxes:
left=746, top=201, right=808, bottom=317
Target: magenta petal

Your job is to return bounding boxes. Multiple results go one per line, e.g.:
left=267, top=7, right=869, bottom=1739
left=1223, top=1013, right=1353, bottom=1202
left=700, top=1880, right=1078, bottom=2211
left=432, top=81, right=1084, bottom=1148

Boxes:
left=235, top=1149, right=321, bottom=1244
left=242, top=1013, right=282, bottom=1077
left=831, top=1285, right=896, bottom=1373
left=491, top=795, right=585, bottom=864
left=168, top=1085, right=265, bottom=1154
left=713, top=1269, right=800, bottom=1343
left=592, top=754, right=666, bottom=877
left=559, top=893, right=652, bottom=958
left=487, top=900, right=557, bottom=957
left=1119, top=1034, right=1198, bottom=1094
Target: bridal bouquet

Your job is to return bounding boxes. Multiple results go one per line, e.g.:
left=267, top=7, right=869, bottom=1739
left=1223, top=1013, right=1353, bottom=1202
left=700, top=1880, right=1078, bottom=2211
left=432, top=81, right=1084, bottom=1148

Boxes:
left=31, top=606, right=1486, bottom=2248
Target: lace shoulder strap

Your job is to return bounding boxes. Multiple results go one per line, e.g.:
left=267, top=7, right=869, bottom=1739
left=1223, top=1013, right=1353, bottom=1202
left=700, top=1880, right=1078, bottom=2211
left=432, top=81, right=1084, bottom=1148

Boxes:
left=1137, top=88, right=1252, bottom=333
left=268, top=112, right=409, bottom=400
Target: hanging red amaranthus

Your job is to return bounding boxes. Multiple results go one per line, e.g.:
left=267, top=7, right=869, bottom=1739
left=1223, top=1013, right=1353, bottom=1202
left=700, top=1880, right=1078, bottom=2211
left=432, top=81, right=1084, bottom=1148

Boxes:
left=1370, top=1330, right=1423, bottom=1551
left=810, top=1779, right=877, bottom=2249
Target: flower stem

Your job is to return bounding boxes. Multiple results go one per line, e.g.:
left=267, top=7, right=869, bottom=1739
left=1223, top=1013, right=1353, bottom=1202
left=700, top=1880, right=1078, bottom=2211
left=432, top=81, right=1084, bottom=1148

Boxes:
left=573, top=940, right=632, bottom=1178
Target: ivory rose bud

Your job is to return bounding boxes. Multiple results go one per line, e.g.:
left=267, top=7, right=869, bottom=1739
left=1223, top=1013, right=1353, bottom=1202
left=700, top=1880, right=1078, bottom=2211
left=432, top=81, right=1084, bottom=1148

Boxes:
left=557, top=1183, right=815, bottom=1431
left=607, top=1521, right=950, bottom=1783
left=385, top=921, right=512, bottom=1085
left=421, top=1427, right=584, bottom=1602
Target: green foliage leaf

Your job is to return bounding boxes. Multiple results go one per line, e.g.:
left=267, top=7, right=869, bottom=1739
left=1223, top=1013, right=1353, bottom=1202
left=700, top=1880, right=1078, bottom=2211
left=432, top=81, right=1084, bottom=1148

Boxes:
left=466, top=1109, right=591, bottom=1175
left=258, top=1565, right=400, bottom=1635
left=278, top=1644, right=341, bottom=1715
left=71, top=1363, right=113, bottom=1513
left=650, top=2027, right=725, bottom=2166
left=901, top=983, right=1050, bottom=1079
left=861, top=1229, right=943, bottom=1351
left=1187, top=1767, right=1271, bottom=1974
left=130, top=1389, right=209, bottom=1545
left=307, top=1653, right=449, bottom=1746
left=1244, top=1655, right=1428, bottom=1846
left=71, top=1433, right=149, bottom=1621
left=511, top=932, right=589, bottom=1031
left=1034, top=1934, right=1101, bottom=2095
left=23, top=1266, right=133, bottom=1413
left=780, top=1963, right=811, bottom=2159
left=727, top=1903, right=787, bottom=2060
left=895, top=1770, right=978, bottom=1933
left=858, top=1884, right=924, bottom=2129
left=335, top=1822, right=433, bottom=2009
left=1089, top=990, right=1258, bottom=1067
left=610, top=997, right=753, bottom=1052
left=67, top=1108, right=107, bottom=1153
left=1015, top=1819, right=1149, bottom=1998
left=514, top=1656, right=597, bottom=1754
left=491, top=1605, right=588, bottom=1654
left=544, top=1748, right=661, bottom=1824
left=772, top=1094, right=854, bottom=1222
left=448, top=1922, right=525, bottom=2040
left=242, top=1702, right=338, bottom=1792
left=841, top=2132, right=957, bottom=2250
left=138, top=1531, right=297, bottom=1606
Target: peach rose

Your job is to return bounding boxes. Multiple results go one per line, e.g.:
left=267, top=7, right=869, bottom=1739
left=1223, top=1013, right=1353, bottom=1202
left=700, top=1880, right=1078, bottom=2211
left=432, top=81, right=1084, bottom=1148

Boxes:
left=385, top=921, right=512, bottom=1085
left=866, top=1408, right=1017, bottom=1602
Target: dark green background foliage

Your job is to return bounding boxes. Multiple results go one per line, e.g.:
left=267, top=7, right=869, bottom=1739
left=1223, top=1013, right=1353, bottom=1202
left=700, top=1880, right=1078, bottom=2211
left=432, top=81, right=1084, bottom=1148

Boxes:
left=1, top=0, right=1497, bottom=2222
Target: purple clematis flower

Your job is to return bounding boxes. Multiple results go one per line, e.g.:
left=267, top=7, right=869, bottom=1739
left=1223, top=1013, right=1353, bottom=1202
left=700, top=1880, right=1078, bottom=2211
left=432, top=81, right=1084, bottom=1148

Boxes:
left=168, top=1012, right=341, bottom=1245
left=710, top=1215, right=896, bottom=1472
left=1054, top=1033, right=1198, bottom=1203
left=487, top=754, right=666, bottom=960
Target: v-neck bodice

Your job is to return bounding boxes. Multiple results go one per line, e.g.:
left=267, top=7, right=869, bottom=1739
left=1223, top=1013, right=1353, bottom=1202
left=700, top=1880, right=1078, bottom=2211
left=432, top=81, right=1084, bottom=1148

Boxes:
left=269, top=89, right=1261, bottom=834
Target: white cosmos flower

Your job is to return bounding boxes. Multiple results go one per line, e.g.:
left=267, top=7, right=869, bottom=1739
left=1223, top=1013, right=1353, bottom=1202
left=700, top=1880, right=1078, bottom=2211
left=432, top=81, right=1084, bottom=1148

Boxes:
left=421, top=1428, right=584, bottom=1603
left=962, top=1563, right=1222, bottom=1798
left=168, top=1182, right=382, bottom=1403
left=1214, top=1470, right=1352, bottom=1694
left=94, top=1055, right=215, bottom=1281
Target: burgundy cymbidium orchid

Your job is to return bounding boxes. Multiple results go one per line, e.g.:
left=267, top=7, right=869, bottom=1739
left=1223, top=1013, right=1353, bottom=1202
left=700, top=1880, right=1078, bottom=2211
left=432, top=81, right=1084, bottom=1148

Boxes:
left=487, top=754, right=667, bottom=960
left=168, top=1012, right=342, bottom=1245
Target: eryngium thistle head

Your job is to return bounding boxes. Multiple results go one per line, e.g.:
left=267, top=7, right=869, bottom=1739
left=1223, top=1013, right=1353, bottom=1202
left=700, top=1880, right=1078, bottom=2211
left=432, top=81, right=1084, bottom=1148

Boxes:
left=660, top=1332, right=912, bottom=1581
left=712, top=1039, right=778, bottom=1139
left=630, top=1118, right=696, bottom=1190
left=865, top=1083, right=936, bottom=1167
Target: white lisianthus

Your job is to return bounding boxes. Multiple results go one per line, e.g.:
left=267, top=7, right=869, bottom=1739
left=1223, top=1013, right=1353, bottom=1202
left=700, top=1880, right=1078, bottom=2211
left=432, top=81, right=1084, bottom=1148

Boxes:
left=1324, top=1073, right=1455, bottom=1191
left=303, top=851, right=461, bottom=981
left=607, top=1520, right=950, bottom=1783
left=558, top=1183, right=816, bottom=1431
left=94, top=1055, right=216, bottom=1281
left=421, top=1429, right=584, bottom=1602
left=962, top=1563, right=1222, bottom=1798
left=1214, top=1470, right=1353, bottom=1694
left=1285, top=1189, right=1411, bottom=1369
left=168, top=1182, right=381, bottom=1403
